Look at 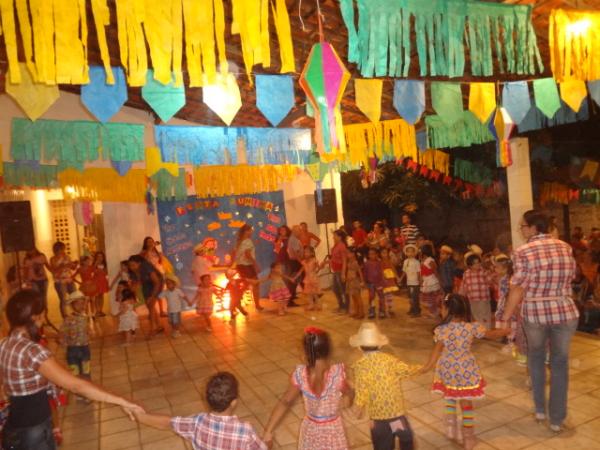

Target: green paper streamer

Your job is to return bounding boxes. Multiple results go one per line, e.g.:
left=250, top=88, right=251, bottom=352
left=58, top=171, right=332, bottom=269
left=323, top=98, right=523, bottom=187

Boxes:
left=453, top=159, right=493, bottom=187
left=3, top=163, right=58, bottom=188
left=152, top=168, right=187, bottom=201
left=426, top=111, right=495, bottom=149
left=431, top=82, right=463, bottom=125
left=533, top=78, right=561, bottom=119
left=339, top=0, right=543, bottom=78
left=11, top=118, right=144, bottom=163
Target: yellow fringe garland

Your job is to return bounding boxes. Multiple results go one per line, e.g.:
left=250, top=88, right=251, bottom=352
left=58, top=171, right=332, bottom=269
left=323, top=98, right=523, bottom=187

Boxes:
left=59, top=168, right=147, bottom=203
left=418, top=150, right=450, bottom=175
left=272, top=0, right=295, bottom=73
left=91, top=0, right=113, bottom=84
left=550, top=9, right=600, bottom=82
left=343, top=119, right=417, bottom=168
left=193, top=165, right=298, bottom=198
left=0, top=0, right=20, bottom=83
left=539, top=182, right=570, bottom=206
left=115, top=0, right=147, bottom=87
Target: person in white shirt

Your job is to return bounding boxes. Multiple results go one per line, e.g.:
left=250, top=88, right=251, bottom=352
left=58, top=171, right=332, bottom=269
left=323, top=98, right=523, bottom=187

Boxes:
left=401, top=244, right=421, bottom=317
left=159, top=274, right=192, bottom=338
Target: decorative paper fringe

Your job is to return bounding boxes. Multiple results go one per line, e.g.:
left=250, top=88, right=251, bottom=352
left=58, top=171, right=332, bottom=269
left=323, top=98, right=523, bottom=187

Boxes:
left=193, top=165, right=298, bottom=198
left=11, top=119, right=144, bottom=163
left=91, top=0, right=114, bottom=84
left=3, top=163, right=58, bottom=188
left=343, top=119, right=417, bottom=168
left=272, top=0, right=296, bottom=74
left=114, top=0, right=148, bottom=86
left=418, top=150, right=450, bottom=175
left=151, top=168, right=187, bottom=201
left=340, top=0, right=543, bottom=78
left=496, top=141, right=513, bottom=168
left=453, top=159, right=494, bottom=187
left=550, top=9, right=600, bottom=82
left=518, top=100, right=589, bottom=133
left=581, top=189, right=600, bottom=204
left=539, top=182, right=572, bottom=206
left=155, top=126, right=312, bottom=165
left=58, top=168, right=147, bottom=202
left=426, top=112, right=495, bottom=149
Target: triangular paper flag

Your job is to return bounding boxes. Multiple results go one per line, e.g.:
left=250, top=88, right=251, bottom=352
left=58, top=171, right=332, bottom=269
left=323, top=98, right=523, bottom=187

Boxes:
left=141, top=70, right=186, bottom=122
left=560, top=79, right=587, bottom=113
left=203, top=73, right=242, bottom=126
left=255, top=74, right=294, bottom=126
left=431, top=82, right=463, bottom=125
left=145, top=147, right=179, bottom=177
left=502, top=81, right=531, bottom=124
left=111, top=160, right=133, bottom=176
left=468, top=82, right=496, bottom=123
left=580, top=160, right=599, bottom=181
left=6, top=64, right=59, bottom=121
left=393, top=80, right=425, bottom=124
left=587, top=80, right=600, bottom=107
left=355, top=79, right=382, bottom=123
left=81, top=66, right=128, bottom=122
left=533, top=78, right=561, bottom=118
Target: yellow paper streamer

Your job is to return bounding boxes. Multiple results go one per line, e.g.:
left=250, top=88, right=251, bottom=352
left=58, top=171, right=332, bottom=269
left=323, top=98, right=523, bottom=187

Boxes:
left=343, top=119, right=417, bottom=168
left=91, top=0, right=114, bottom=84
left=145, top=147, right=179, bottom=177
left=0, top=0, right=21, bottom=83
left=539, top=182, right=570, bottom=206
left=580, top=160, right=599, bottom=181
left=115, top=0, right=147, bottom=86
left=144, top=0, right=183, bottom=86
left=6, top=63, right=59, bottom=120
left=272, top=0, right=295, bottom=73
left=54, top=0, right=89, bottom=84
left=355, top=79, right=383, bottom=123
left=59, top=168, right=147, bottom=203
left=418, top=149, right=450, bottom=175
left=193, top=165, right=298, bottom=197
left=559, top=79, right=587, bottom=112
left=468, top=82, right=496, bottom=124
left=550, top=9, right=600, bottom=82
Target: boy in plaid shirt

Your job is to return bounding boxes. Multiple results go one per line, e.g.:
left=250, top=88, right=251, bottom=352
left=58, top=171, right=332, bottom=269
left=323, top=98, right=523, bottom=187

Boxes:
left=61, top=291, right=93, bottom=382
left=460, top=254, right=494, bottom=328
left=133, top=371, right=266, bottom=450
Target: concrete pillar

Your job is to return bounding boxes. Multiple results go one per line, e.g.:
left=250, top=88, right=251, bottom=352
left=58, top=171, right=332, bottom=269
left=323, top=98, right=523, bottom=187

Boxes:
left=506, top=137, right=534, bottom=249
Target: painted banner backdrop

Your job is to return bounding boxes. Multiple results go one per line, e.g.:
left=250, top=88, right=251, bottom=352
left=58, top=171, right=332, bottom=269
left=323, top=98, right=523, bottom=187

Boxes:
left=157, top=191, right=286, bottom=297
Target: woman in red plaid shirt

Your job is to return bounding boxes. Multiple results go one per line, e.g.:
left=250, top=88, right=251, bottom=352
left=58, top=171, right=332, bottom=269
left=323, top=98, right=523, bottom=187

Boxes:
left=501, top=210, right=578, bottom=435
left=0, top=290, right=142, bottom=450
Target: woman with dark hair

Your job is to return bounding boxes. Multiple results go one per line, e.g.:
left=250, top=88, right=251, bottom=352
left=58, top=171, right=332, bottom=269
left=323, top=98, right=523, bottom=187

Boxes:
left=233, top=224, right=262, bottom=311
left=263, top=327, right=353, bottom=449
left=140, top=237, right=168, bottom=317
left=128, top=255, right=164, bottom=336
left=49, top=242, right=77, bottom=318
left=330, top=230, right=348, bottom=313
left=0, top=290, right=142, bottom=450
left=22, top=248, right=54, bottom=329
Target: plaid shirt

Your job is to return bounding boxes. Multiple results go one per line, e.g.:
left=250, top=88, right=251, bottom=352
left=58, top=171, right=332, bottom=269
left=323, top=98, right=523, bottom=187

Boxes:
left=0, top=330, right=51, bottom=396
left=459, top=268, right=493, bottom=302
left=172, top=413, right=267, bottom=450
left=512, top=234, right=578, bottom=324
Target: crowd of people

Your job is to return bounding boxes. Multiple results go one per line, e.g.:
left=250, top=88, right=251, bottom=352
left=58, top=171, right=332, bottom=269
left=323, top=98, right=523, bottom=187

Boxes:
left=0, top=210, right=595, bottom=450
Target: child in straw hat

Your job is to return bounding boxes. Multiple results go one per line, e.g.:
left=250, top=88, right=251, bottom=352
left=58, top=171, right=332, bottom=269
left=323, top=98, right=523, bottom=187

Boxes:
left=350, top=323, right=420, bottom=450
left=159, top=273, right=193, bottom=338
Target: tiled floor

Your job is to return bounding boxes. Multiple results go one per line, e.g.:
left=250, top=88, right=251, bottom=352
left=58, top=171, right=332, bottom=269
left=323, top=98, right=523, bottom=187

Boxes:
left=53, top=292, right=600, bottom=450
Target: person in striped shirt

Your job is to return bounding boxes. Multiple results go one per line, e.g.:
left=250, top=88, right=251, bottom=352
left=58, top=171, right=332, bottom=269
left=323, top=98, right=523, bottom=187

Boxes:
left=400, top=214, right=420, bottom=246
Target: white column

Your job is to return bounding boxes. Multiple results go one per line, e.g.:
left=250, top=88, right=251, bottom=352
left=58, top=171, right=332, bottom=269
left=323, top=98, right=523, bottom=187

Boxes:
left=506, top=137, right=534, bottom=249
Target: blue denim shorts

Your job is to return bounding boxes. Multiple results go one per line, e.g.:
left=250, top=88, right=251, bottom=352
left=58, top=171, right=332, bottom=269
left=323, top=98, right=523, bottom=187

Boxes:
left=168, top=312, right=181, bottom=327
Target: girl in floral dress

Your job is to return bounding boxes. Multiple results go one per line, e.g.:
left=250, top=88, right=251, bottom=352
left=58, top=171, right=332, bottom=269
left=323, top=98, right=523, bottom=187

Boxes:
left=421, top=294, right=509, bottom=450
left=294, top=246, right=326, bottom=311
left=345, top=250, right=365, bottom=319
left=419, top=244, right=444, bottom=318
left=260, top=262, right=293, bottom=316
left=380, top=248, right=399, bottom=317
left=263, top=327, right=353, bottom=450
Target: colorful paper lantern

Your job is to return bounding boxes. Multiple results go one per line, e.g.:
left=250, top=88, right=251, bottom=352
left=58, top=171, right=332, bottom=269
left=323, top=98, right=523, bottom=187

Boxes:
left=299, top=41, right=350, bottom=159
left=488, top=107, right=516, bottom=168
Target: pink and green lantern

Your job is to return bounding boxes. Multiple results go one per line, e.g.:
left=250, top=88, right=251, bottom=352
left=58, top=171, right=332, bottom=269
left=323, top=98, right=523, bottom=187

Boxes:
left=488, top=107, right=516, bottom=167
left=299, top=41, right=350, bottom=160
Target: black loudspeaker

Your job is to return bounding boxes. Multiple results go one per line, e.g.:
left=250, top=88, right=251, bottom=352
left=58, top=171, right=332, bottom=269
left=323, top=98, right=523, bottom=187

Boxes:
left=314, top=189, right=338, bottom=224
left=0, top=201, right=35, bottom=253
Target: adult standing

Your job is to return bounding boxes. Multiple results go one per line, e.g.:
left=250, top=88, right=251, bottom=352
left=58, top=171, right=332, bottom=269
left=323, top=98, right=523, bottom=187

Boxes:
left=330, top=230, right=348, bottom=313
left=287, top=226, right=304, bottom=307
left=298, top=222, right=321, bottom=248
left=367, top=222, right=389, bottom=250
left=400, top=214, right=420, bottom=246
left=49, top=242, right=77, bottom=319
left=0, top=290, right=142, bottom=450
left=141, top=237, right=169, bottom=317
left=351, top=221, right=368, bottom=260
left=22, top=249, right=54, bottom=329
left=501, top=210, right=578, bottom=433
left=233, top=224, right=263, bottom=311
left=274, top=226, right=298, bottom=308
left=128, top=255, right=164, bottom=336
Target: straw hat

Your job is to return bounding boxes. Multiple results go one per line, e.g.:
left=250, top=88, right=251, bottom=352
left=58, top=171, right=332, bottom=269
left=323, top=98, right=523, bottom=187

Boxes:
left=65, top=291, right=85, bottom=305
left=467, top=244, right=483, bottom=255
left=403, top=244, right=418, bottom=255
left=165, top=273, right=180, bottom=285
left=440, top=245, right=453, bottom=254
left=349, top=322, right=389, bottom=348
left=493, top=253, right=510, bottom=265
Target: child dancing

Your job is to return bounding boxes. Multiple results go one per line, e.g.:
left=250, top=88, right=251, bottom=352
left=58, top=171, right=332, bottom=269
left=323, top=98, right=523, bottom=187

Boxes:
left=294, top=246, right=327, bottom=311
left=364, top=248, right=386, bottom=319
left=421, top=294, right=509, bottom=449
left=194, top=274, right=219, bottom=332
left=380, top=248, right=399, bottom=317
left=345, top=249, right=365, bottom=319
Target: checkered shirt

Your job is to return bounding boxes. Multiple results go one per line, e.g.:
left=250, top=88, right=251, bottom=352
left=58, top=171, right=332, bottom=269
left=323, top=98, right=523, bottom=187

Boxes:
left=171, top=413, right=267, bottom=450
left=459, top=268, right=493, bottom=302
left=512, top=234, right=579, bottom=325
left=0, top=330, right=51, bottom=396
left=400, top=224, right=420, bottom=244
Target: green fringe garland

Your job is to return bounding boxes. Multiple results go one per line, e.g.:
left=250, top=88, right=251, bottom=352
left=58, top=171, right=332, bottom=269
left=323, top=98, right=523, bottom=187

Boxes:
left=580, top=189, right=600, bottom=204
left=11, top=118, right=144, bottom=163
left=340, top=0, right=543, bottom=77
left=3, top=162, right=58, bottom=188
left=151, top=168, right=187, bottom=201
left=426, top=111, right=494, bottom=149
left=453, top=159, right=493, bottom=187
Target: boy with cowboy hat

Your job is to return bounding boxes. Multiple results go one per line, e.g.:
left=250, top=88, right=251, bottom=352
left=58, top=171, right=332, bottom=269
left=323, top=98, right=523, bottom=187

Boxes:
left=159, top=273, right=193, bottom=338
left=61, top=291, right=94, bottom=387
left=350, top=323, right=420, bottom=450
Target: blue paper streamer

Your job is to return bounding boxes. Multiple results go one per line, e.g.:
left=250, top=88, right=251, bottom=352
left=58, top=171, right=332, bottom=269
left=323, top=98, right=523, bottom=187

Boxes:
left=256, top=75, right=295, bottom=126
left=393, top=80, right=425, bottom=125
left=155, top=126, right=312, bottom=165
left=416, top=130, right=428, bottom=151
left=81, top=67, right=128, bottom=123
left=502, top=81, right=531, bottom=125
left=518, top=99, right=589, bottom=133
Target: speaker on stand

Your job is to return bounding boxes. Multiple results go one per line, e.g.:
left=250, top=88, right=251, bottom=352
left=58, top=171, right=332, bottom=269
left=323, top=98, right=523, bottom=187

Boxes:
left=0, top=201, right=36, bottom=287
